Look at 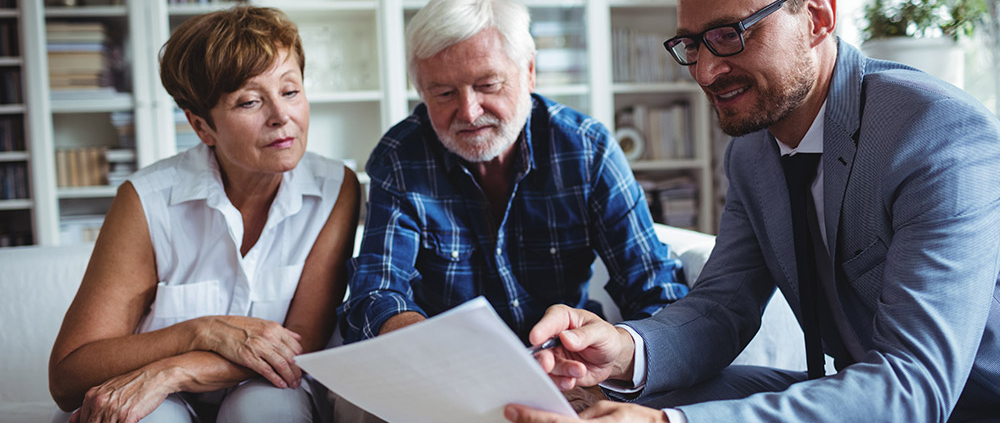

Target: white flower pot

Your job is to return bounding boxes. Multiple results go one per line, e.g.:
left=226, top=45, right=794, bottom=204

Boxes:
left=862, top=37, right=964, bottom=89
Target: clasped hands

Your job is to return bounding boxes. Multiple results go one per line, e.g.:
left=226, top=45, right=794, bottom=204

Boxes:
left=71, top=315, right=303, bottom=423
left=505, top=305, right=670, bottom=423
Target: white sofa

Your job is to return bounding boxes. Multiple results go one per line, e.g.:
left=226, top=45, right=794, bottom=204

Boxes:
left=0, top=224, right=804, bottom=422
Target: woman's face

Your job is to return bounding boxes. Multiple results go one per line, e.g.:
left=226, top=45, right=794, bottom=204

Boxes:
left=192, top=48, right=309, bottom=178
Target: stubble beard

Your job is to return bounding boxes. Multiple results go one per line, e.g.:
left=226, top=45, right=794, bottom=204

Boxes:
left=712, top=45, right=816, bottom=137
left=436, top=89, right=534, bottom=163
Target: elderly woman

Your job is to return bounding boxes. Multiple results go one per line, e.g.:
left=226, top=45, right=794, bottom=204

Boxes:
left=48, top=6, right=359, bottom=423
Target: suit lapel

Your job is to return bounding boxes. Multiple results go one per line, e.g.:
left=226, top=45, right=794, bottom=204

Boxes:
left=756, top=133, right=799, bottom=293
left=822, top=40, right=866, bottom=261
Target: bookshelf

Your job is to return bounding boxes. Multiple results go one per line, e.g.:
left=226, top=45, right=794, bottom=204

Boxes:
left=11, top=0, right=716, bottom=247
left=0, top=0, right=34, bottom=247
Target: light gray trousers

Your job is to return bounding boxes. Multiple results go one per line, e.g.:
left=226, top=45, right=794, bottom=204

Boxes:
left=51, top=378, right=318, bottom=423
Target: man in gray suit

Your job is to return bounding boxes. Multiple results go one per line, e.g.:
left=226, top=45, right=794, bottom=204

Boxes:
left=506, top=0, right=1000, bottom=421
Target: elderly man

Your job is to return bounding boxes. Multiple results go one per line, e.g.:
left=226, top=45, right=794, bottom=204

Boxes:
left=506, top=0, right=1000, bottom=422
left=340, top=0, right=686, bottom=345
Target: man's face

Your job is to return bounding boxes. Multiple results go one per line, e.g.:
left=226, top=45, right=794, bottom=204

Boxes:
left=415, top=28, right=535, bottom=163
left=678, top=0, right=816, bottom=136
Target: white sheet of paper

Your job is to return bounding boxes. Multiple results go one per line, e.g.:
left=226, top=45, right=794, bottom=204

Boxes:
left=295, top=297, right=577, bottom=423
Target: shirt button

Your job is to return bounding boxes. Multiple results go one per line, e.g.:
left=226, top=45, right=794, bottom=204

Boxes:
left=511, top=299, right=520, bottom=308
left=496, top=247, right=502, bottom=255
left=451, top=250, right=459, bottom=259
left=549, top=247, right=557, bottom=255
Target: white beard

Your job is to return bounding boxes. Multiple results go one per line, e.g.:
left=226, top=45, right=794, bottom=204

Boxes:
left=437, top=89, right=533, bottom=163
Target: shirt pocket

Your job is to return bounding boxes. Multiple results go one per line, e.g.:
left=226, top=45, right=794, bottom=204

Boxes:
left=250, top=264, right=304, bottom=324
left=142, top=279, right=225, bottom=332
left=415, top=230, right=479, bottom=313
left=518, top=224, right=595, bottom=297
left=840, top=237, right=888, bottom=312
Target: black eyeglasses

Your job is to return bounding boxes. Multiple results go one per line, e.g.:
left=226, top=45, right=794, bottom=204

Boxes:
left=663, top=0, right=787, bottom=66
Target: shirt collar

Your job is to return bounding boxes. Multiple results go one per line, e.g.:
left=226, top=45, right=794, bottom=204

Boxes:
left=168, top=143, right=323, bottom=221
left=775, top=100, right=827, bottom=156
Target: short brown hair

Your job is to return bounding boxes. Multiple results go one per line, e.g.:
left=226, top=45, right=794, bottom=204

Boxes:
left=159, top=6, right=304, bottom=128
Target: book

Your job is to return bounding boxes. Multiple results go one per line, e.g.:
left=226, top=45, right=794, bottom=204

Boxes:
left=1, top=69, right=21, bottom=104
left=0, top=116, right=23, bottom=152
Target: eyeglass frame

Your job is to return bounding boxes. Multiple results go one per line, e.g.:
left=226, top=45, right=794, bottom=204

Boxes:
left=663, top=0, right=788, bottom=66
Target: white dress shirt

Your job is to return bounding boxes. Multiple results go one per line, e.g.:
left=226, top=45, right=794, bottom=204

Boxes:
left=129, top=143, right=345, bottom=334
left=608, top=102, right=829, bottom=422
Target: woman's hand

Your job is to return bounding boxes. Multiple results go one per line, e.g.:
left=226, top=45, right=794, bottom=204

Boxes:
left=69, top=365, right=178, bottom=423
left=190, top=315, right=304, bottom=389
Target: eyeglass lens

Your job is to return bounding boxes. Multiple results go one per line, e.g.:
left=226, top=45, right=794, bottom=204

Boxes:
left=668, top=26, right=744, bottom=65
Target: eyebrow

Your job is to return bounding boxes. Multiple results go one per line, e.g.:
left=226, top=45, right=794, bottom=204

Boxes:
left=676, top=15, right=745, bottom=37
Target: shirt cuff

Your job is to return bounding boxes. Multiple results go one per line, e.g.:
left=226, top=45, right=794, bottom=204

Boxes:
left=663, top=408, right=688, bottom=423
left=598, top=324, right=646, bottom=393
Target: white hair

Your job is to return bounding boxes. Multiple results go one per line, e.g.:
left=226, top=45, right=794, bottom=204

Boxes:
left=406, top=0, right=536, bottom=95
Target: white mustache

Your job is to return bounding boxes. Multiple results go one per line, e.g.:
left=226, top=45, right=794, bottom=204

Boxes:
left=451, top=114, right=501, bottom=133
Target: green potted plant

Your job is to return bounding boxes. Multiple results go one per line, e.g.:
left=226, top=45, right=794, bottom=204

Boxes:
left=860, top=0, right=989, bottom=88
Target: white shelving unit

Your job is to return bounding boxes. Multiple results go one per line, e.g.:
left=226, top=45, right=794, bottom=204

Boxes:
left=13, top=0, right=715, bottom=247
left=1, top=0, right=35, bottom=246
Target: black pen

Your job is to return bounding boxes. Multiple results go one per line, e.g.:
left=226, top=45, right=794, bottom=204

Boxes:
left=527, top=336, right=562, bottom=355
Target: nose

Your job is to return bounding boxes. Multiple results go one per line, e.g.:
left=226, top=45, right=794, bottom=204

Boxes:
left=691, top=47, right=730, bottom=87
left=456, top=89, right=484, bottom=124
left=267, top=99, right=291, bottom=127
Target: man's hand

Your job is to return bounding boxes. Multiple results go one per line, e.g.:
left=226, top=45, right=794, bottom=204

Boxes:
left=505, top=400, right=669, bottom=423
left=69, top=364, right=178, bottom=423
left=530, top=305, right=636, bottom=390
left=189, top=315, right=303, bottom=389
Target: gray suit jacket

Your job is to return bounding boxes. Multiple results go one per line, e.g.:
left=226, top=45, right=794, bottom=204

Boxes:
left=628, top=40, right=1000, bottom=421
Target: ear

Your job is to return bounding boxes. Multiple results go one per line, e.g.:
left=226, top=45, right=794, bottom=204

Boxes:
left=526, top=53, right=536, bottom=92
left=184, top=109, right=216, bottom=147
left=807, top=0, right=836, bottom=47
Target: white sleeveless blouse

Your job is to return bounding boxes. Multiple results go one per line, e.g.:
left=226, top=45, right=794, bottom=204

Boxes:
left=128, top=143, right=344, bottom=334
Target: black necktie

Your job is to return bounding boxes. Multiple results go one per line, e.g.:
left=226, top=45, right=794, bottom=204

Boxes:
left=781, top=152, right=825, bottom=380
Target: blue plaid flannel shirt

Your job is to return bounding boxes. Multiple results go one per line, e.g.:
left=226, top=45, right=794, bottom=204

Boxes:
left=341, top=94, right=687, bottom=343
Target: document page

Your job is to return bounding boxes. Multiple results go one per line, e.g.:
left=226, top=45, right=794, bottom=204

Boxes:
left=296, top=297, right=577, bottom=423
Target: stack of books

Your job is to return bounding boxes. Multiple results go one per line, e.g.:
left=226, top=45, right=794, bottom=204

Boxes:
left=0, top=68, right=20, bottom=104
left=105, top=149, right=136, bottom=187
left=638, top=176, right=698, bottom=230
left=0, top=19, right=19, bottom=57
left=47, top=21, right=116, bottom=98
left=0, top=162, right=29, bottom=200
left=0, top=116, right=24, bottom=152
left=59, top=214, right=104, bottom=244
left=532, top=16, right=587, bottom=86
left=55, top=147, right=109, bottom=188
left=616, top=103, right=694, bottom=161
left=0, top=229, right=32, bottom=248
left=110, top=111, right=135, bottom=148
left=612, top=28, right=681, bottom=84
